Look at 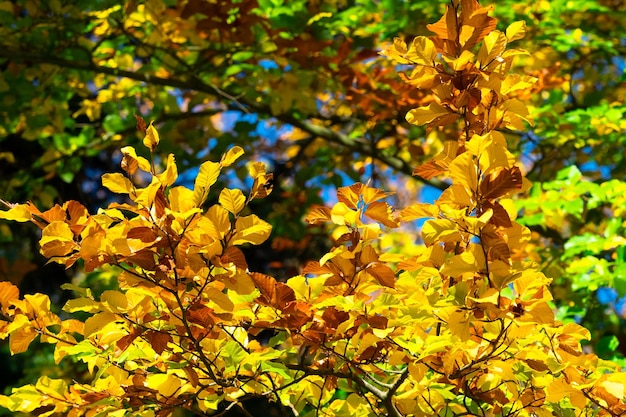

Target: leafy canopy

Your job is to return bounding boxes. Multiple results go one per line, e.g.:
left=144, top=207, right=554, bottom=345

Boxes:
left=1, top=1, right=626, bottom=416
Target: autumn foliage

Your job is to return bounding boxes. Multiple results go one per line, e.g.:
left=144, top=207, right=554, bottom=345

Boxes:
left=0, top=1, right=625, bottom=416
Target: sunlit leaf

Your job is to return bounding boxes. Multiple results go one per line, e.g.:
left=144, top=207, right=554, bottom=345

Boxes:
left=143, top=120, right=160, bottom=152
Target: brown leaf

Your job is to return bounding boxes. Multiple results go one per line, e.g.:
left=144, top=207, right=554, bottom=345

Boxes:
left=480, top=166, right=523, bottom=200
left=134, top=114, right=146, bottom=134
left=366, top=264, right=396, bottom=288
left=145, top=330, right=172, bottom=354
left=481, top=201, right=512, bottom=228
left=302, top=261, right=332, bottom=275
left=250, top=272, right=295, bottom=309
left=116, top=326, right=142, bottom=353
left=127, top=227, right=158, bottom=242
left=221, top=246, right=248, bottom=270
left=187, top=303, right=216, bottom=328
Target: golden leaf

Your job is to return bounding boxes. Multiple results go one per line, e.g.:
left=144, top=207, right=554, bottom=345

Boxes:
left=40, top=221, right=78, bottom=258
left=102, top=173, right=133, bottom=195
left=305, top=205, right=332, bottom=224
left=0, top=203, right=32, bottom=222
left=364, top=201, right=398, bottom=228
left=422, top=219, right=462, bottom=246
left=143, top=120, right=160, bottom=152
left=406, top=36, right=437, bottom=65
left=192, top=161, right=221, bottom=207
left=156, top=153, right=178, bottom=187
left=400, top=203, right=438, bottom=221
left=121, top=146, right=152, bottom=174
left=232, top=214, right=272, bottom=245
left=505, top=20, right=526, bottom=42
left=219, top=188, right=245, bottom=215
left=366, top=263, right=396, bottom=288
left=9, top=327, right=38, bottom=355
left=220, top=146, right=244, bottom=167
left=0, top=281, right=19, bottom=313
left=480, top=166, right=523, bottom=200
left=406, top=102, right=451, bottom=126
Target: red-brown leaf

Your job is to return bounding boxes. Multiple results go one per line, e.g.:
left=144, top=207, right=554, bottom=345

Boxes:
left=480, top=166, right=523, bottom=200
left=250, top=272, right=295, bottom=309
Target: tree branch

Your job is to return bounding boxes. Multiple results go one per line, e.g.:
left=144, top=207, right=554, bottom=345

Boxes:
left=0, top=49, right=448, bottom=191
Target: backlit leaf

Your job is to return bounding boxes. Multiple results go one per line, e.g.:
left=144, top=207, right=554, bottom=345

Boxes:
left=232, top=214, right=272, bottom=245
left=143, top=120, right=160, bottom=152
left=193, top=161, right=220, bottom=207
left=220, top=146, right=244, bottom=167
left=422, top=219, right=462, bottom=246
left=406, top=102, right=451, bottom=126
left=0, top=281, right=19, bottom=312
left=305, top=205, right=332, bottom=224
left=505, top=20, right=526, bottom=42
left=219, top=188, right=245, bottom=215
left=102, top=173, right=134, bottom=195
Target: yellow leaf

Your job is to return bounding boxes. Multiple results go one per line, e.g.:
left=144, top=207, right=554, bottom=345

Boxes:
left=502, top=98, right=532, bottom=125
left=505, top=20, right=526, bottom=42
left=546, top=378, right=577, bottom=403
left=219, top=188, right=246, bottom=215
left=193, top=161, right=221, bottom=207
left=248, top=161, right=267, bottom=179
left=205, top=286, right=235, bottom=312
left=121, top=146, right=152, bottom=173
left=449, top=153, right=478, bottom=192
left=143, top=120, right=160, bottom=151
left=232, top=214, right=272, bottom=245
left=501, top=74, right=537, bottom=95
left=406, top=36, right=437, bottom=65
left=477, top=31, right=507, bottom=69
left=156, top=153, right=178, bottom=187
left=101, top=290, right=128, bottom=312
left=168, top=186, right=196, bottom=214
left=406, top=102, right=450, bottom=126
left=84, top=312, right=117, bottom=337
left=102, top=173, right=134, bottom=194
left=364, top=201, right=398, bottom=228
left=146, top=373, right=181, bottom=398
left=220, top=146, right=244, bottom=167
left=134, top=176, right=161, bottom=207
left=422, top=219, right=461, bottom=246
left=9, top=327, right=38, bottom=354
left=0, top=203, right=32, bottom=222
left=445, top=50, right=475, bottom=71
left=205, top=205, right=230, bottom=240
left=400, top=203, right=438, bottom=221
left=40, top=221, right=78, bottom=258
left=380, top=38, right=411, bottom=64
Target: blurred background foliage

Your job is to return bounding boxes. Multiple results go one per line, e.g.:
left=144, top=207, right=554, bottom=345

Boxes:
left=1, top=0, right=626, bottom=411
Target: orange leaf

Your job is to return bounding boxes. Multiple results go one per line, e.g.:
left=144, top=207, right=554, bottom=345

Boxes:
left=305, top=205, right=332, bottom=224
left=426, top=4, right=457, bottom=41
left=413, top=160, right=448, bottom=180
left=364, top=201, right=399, bottom=228
left=0, top=281, right=19, bottom=312
left=221, top=247, right=248, bottom=270
left=366, top=264, right=396, bottom=288
left=400, top=203, right=438, bottom=221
